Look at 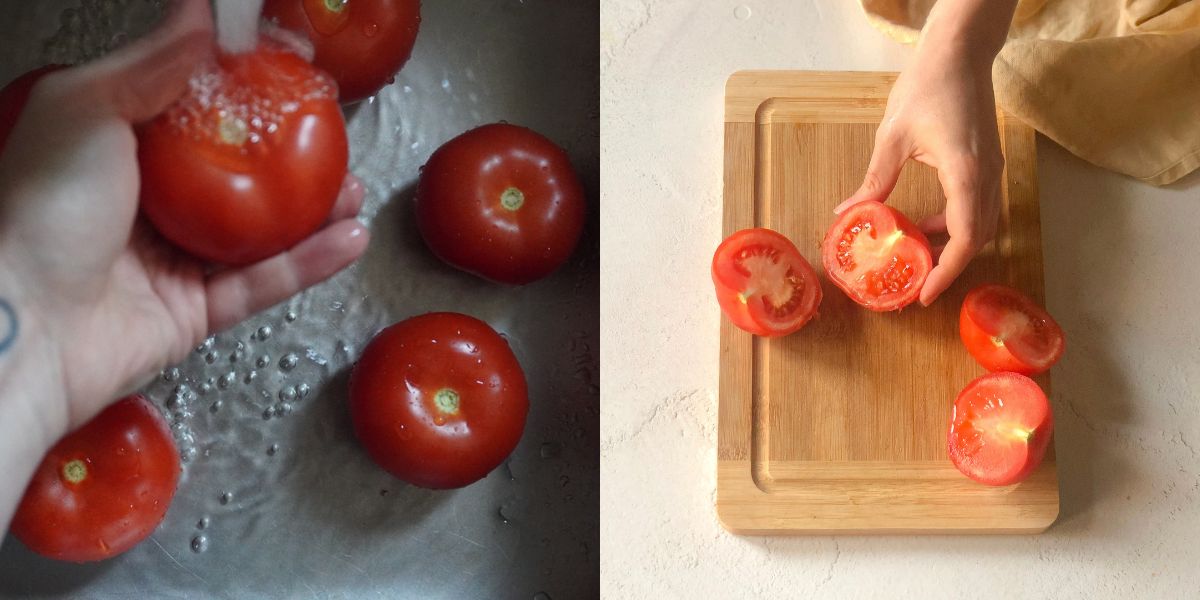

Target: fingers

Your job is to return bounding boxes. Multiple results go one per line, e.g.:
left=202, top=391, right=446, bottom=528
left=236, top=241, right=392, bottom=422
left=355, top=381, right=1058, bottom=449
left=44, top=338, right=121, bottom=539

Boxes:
left=835, top=125, right=910, bottom=213
left=919, top=236, right=975, bottom=307
left=329, top=174, right=366, bottom=222
left=918, top=157, right=1001, bottom=306
left=204, top=220, right=370, bottom=332
left=71, top=0, right=214, bottom=122
left=918, top=213, right=948, bottom=237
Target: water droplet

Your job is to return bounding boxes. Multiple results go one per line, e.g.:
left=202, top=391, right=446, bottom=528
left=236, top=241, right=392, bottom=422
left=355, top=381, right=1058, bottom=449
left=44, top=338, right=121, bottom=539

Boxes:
left=163, top=367, right=181, bottom=382
left=262, top=408, right=273, bottom=420
left=734, top=5, right=752, bottom=20
left=190, top=535, right=208, bottom=553
left=256, top=325, right=273, bottom=340
left=196, top=336, right=215, bottom=353
left=285, top=310, right=298, bottom=323
left=218, top=372, right=235, bottom=389
left=275, top=402, right=293, bottom=416
left=181, top=446, right=198, bottom=463
left=279, top=353, right=299, bottom=371
left=256, top=354, right=271, bottom=368
left=267, top=443, right=278, bottom=456
left=278, top=387, right=297, bottom=402
left=219, top=492, right=233, bottom=505
left=305, top=347, right=328, bottom=366
left=199, top=381, right=213, bottom=395
left=210, top=400, right=223, bottom=413
left=295, top=383, right=311, bottom=399
left=540, top=442, right=562, bottom=459
left=363, top=22, right=379, bottom=37
left=244, top=370, right=258, bottom=384
left=204, top=352, right=218, bottom=364
left=197, top=517, right=209, bottom=530
left=498, top=506, right=511, bottom=524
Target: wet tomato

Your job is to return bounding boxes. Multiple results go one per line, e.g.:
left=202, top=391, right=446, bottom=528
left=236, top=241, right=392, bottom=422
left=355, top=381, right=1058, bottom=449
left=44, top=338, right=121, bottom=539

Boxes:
left=948, top=372, right=1053, bottom=486
left=821, top=200, right=932, bottom=311
left=138, top=38, right=348, bottom=265
left=960, top=284, right=1065, bottom=375
left=0, top=65, right=65, bottom=153
left=349, top=312, right=529, bottom=489
left=416, top=123, right=586, bottom=285
left=712, top=228, right=822, bottom=337
left=263, top=0, right=421, bottom=103
left=10, top=395, right=180, bottom=562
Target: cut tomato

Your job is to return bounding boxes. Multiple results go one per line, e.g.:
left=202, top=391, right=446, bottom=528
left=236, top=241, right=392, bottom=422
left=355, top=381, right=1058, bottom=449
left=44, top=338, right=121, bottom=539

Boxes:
left=712, top=228, right=822, bottom=337
left=821, top=201, right=931, bottom=311
left=948, top=372, right=1053, bottom=486
left=960, top=284, right=1065, bottom=375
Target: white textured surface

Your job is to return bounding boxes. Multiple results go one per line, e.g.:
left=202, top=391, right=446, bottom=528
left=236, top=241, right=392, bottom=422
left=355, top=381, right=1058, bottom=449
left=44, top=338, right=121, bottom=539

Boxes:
left=600, top=1, right=1200, bottom=597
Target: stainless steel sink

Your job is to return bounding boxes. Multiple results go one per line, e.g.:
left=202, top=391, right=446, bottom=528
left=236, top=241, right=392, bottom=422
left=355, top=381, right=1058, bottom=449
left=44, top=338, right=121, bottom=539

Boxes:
left=0, top=1, right=599, bottom=597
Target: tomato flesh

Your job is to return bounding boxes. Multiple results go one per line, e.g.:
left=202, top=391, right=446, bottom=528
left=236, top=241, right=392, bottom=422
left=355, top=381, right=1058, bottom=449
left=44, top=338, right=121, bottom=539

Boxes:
left=138, top=38, right=347, bottom=266
left=11, top=396, right=180, bottom=562
left=712, top=228, right=822, bottom=337
left=948, top=372, right=1053, bottom=486
left=349, top=312, right=529, bottom=489
left=264, top=0, right=421, bottom=103
left=960, top=284, right=1065, bottom=375
left=821, top=201, right=931, bottom=311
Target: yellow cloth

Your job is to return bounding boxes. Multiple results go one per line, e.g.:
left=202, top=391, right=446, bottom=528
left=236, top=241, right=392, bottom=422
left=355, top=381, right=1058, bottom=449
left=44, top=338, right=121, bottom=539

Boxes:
left=860, top=0, right=1200, bottom=185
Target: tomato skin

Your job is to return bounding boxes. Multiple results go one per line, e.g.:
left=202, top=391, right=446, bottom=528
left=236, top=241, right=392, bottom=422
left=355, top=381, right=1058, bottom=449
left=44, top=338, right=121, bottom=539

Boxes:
left=0, top=65, right=66, bottom=153
left=416, top=123, right=586, bottom=285
left=960, top=284, right=1066, bottom=375
left=821, top=201, right=932, bottom=311
left=138, top=40, right=348, bottom=266
left=948, top=372, right=1053, bottom=486
left=11, top=396, right=180, bottom=562
left=349, top=312, right=529, bottom=489
left=263, top=0, right=421, bottom=103
left=712, top=228, right=822, bottom=337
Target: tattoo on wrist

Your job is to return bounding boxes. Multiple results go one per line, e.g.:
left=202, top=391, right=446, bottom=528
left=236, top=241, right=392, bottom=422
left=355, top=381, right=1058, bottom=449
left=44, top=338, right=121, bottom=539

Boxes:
left=0, top=298, right=17, bottom=354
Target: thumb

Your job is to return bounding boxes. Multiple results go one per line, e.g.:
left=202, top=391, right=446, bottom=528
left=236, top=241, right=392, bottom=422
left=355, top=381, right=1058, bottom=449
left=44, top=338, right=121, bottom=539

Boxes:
left=835, top=126, right=909, bottom=213
left=74, top=0, right=214, bottom=122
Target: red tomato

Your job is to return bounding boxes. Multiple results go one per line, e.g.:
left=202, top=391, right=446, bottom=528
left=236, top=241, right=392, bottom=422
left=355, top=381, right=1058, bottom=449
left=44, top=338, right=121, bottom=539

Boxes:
left=0, top=65, right=66, bottom=153
left=416, top=123, right=586, bottom=285
left=138, top=38, right=348, bottom=266
left=821, top=200, right=932, bottom=311
left=711, top=228, right=822, bottom=337
left=263, top=0, right=421, bottom=103
left=349, top=312, right=529, bottom=489
left=948, top=372, right=1053, bottom=486
left=10, top=396, right=180, bottom=562
left=960, top=284, right=1065, bottom=375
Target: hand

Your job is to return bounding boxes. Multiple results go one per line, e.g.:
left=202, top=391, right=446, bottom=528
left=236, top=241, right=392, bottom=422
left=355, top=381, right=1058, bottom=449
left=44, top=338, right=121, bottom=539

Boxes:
left=835, top=0, right=1016, bottom=306
left=0, top=0, right=369, bottom=442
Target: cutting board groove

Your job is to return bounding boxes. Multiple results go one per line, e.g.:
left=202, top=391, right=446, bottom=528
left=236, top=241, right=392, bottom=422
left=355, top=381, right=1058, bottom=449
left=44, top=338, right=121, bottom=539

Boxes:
left=717, top=71, right=1059, bottom=535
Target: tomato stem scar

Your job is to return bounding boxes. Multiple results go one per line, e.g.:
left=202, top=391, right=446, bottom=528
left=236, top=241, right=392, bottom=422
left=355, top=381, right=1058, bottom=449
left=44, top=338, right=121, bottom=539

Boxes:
left=218, top=115, right=248, bottom=146
left=324, top=0, right=347, bottom=12
left=433, top=388, right=461, bottom=415
left=500, top=187, right=525, bottom=211
left=1008, top=426, right=1033, bottom=441
left=62, top=459, right=88, bottom=484
left=991, top=335, right=1006, bottom=347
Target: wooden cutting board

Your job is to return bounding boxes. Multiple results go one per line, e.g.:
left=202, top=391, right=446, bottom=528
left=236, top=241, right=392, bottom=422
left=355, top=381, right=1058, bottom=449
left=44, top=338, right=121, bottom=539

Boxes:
left=717, top=71, right=1059, bottom=534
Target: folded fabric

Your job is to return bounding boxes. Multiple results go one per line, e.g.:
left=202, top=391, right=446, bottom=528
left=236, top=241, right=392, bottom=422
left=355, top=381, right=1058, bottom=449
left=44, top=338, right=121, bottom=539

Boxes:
left=861, top=0, right=1200, bottom=185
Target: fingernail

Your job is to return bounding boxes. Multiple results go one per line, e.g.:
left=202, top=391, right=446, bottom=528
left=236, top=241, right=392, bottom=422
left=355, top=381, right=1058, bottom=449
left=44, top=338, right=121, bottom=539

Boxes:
left=343, top=174, right=364, bottom=194
left=347, top=224, right=365, bottom=238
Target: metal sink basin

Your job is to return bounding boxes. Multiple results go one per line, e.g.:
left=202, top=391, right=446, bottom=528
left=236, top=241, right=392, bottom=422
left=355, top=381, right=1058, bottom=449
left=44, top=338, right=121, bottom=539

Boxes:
left=0, top=1, right=599, bottom=597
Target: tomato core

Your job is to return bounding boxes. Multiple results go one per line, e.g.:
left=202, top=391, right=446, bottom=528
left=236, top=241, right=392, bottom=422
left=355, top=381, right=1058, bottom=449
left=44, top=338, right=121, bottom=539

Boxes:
left=500, top=187, right=525, bottom=211
left=62, top=460, right=87, bottom=485
left=433, top=388, right=461, bottom=416
left=324, top=0, right=347, bottom=11
left=217, top=115, right=248, bottom=145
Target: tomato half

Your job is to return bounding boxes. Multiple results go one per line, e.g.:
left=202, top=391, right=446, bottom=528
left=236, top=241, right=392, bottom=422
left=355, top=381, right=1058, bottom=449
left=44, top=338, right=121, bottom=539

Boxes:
left=0, top=65, right=65, bottom=153
left=263, top=0, right=421, bottom=103
left=11, top=396, right=180, bottom=562
left=821, top=201, right=932, bottom=311
left=349, top=312, right=529, bottom=489
left=948, top=372, right=1053, bottom=486
left=138, top=38, right=348, bottom=266
left=416, top=123, right=586, bottom=285
left=960, top=284, right=1065, bottom=375
left=712, top=228, right=822, bottom=337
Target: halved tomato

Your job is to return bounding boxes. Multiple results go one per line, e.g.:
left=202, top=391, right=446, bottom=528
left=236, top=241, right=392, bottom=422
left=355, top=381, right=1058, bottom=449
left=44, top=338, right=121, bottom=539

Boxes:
left=960, top=284, right=1065, bottom=375
left=948, top=372, right=1053, bottom=486
left=712, top=228, right=822, bottom=337
left=821, top=201, right=931, bottom=311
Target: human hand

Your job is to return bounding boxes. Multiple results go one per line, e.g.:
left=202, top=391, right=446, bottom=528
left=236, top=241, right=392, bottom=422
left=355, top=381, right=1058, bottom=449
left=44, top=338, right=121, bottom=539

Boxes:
left=0, top=0, right=369, bottom=443
left=835, top=0, right=1017, bottom=306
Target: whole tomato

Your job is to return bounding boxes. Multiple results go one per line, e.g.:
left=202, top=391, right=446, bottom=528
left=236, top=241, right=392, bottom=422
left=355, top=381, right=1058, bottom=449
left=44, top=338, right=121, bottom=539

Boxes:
left=349, top=312, right=529, bottom=489
left=137, top=38, right=348, bottom=266
left=263, top=0, right=421, bottom=103
left=10, top=395, right=181, bottom=562
left=416, top=123, right=586, bottom=285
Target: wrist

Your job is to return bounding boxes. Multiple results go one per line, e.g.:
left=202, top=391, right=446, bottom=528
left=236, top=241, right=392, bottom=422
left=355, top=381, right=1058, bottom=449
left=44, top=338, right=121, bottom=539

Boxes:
left=0, top=263, right=69, bottom=451
left=919, top=0, right=1017, bottom=68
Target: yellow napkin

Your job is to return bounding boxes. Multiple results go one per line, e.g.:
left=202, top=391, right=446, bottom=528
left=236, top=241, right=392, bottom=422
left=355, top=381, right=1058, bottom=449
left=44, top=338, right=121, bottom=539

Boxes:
left=861, top=0, right=1200, bottom=185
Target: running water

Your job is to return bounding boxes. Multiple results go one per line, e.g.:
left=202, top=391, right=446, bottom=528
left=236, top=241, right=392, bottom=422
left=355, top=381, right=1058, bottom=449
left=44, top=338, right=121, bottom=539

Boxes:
left=214, top=0, right=265, bottom=54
